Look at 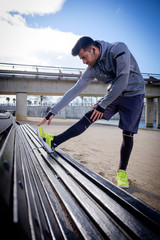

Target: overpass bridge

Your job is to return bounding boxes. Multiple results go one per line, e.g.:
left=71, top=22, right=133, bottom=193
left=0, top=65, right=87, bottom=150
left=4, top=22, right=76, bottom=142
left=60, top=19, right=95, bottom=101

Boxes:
left=0, top=63, right=160, bottom=128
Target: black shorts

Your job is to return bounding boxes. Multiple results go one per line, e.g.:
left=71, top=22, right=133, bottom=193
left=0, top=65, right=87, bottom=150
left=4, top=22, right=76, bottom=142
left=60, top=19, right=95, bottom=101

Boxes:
left=103, top=94, right=144, bottom=133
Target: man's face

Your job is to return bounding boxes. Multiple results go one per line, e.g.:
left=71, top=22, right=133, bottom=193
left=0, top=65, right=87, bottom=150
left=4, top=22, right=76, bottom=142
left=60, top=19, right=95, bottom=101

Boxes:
left=78, top=48, right=97, bottom=67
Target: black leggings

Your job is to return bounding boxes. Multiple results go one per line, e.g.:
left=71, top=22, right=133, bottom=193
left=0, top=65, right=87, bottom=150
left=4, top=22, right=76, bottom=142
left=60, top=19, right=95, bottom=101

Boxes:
left=119, top=131, right=134, bottom=170
left=53, top=110, right=134, bottom=171
left=53, top=110, right=94, bottom=146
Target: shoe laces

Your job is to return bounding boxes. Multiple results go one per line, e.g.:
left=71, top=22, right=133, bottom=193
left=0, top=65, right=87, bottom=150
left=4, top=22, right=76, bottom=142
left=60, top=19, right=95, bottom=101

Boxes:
left=118, top=170, right=127, bottom=179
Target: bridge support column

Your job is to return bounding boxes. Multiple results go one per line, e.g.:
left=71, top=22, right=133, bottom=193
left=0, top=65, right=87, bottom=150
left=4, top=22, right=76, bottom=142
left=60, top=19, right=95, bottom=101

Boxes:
left=157, top=97, right=160, bottom=129
left=16, top=93, right=27, bottom=121
left=145, top=98, right=154, bottom=128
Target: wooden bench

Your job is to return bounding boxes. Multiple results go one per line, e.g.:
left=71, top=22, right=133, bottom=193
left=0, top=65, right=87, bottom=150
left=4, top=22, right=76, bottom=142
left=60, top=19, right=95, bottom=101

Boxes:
left=0, top=112, right=160, bottom=239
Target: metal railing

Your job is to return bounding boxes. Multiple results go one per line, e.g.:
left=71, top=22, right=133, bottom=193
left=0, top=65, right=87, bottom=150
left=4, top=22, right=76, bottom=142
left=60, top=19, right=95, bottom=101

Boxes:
left=0, top=62, right=160, bottom=83
left=0, top=62, right=83, bottom=78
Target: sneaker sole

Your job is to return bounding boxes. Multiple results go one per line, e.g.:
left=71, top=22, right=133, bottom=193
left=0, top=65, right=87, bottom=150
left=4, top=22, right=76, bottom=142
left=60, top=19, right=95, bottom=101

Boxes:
left=117, top=184, right=129, bottom=189
left=37, top=127, right=53, bottom=153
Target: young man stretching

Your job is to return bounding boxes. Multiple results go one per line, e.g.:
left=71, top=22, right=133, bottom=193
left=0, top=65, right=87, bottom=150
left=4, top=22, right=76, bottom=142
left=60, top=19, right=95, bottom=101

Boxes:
left=37, top=36, right=145, bottom=188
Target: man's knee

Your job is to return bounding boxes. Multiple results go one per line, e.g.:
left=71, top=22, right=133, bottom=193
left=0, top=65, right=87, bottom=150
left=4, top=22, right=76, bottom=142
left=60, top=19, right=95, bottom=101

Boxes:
left=84, top=110, right=94, bottom=123
left=122, top=130, right=134, bottom=137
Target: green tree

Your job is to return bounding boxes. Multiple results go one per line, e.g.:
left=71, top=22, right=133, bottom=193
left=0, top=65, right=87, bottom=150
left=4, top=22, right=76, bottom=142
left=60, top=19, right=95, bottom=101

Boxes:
left=13, top=98, right=16, bottom=105
left=6, top=97, right=10, bottom=106
left=40, top=95, right=44, bottom=106
left=27, top=100, right=32, bottom=105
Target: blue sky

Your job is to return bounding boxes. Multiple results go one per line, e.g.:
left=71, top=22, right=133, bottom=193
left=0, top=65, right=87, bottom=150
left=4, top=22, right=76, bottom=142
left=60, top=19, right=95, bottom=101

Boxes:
left=0, top=0, right=160, bottom=73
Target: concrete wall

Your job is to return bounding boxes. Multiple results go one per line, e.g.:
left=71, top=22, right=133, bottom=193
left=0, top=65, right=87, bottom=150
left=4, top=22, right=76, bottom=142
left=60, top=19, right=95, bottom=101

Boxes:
left=0, top=105, right=95, bottom=119
left=27, top=105, right=93, bottom=119
left=0, top=104, right=148, bottom=121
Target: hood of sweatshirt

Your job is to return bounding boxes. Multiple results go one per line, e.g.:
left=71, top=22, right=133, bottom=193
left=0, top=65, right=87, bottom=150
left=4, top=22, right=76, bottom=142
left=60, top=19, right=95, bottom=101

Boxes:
left=95, top=40, right=111, bottom=61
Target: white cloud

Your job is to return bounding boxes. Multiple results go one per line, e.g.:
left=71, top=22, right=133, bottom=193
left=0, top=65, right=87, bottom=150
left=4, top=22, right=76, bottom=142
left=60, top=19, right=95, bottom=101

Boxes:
left=0, top=12, right=26, bottom=26
left=0, top=0, right=83, bottom=68
left=1, top=0, right=66, bottom=15
left=57, top=55, right=64, bottom=60
left=0, top=17, right=81, bottom=66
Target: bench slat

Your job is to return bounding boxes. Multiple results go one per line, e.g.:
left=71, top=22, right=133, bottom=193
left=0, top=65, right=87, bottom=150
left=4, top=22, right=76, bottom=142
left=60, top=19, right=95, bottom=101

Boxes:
left=0, top=116, right=160, bottom=240
left=22, top=124, right=160, bottom=240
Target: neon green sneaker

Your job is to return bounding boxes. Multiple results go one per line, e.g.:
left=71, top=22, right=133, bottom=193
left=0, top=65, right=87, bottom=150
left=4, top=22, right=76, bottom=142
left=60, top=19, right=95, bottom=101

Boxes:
left=116, top=170, right=129, bottom=188
left=37, top=126, right=56, bottom=153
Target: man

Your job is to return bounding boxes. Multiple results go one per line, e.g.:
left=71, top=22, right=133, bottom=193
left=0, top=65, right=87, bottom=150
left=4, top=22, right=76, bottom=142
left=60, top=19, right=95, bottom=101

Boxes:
left=37, top=36, right=145, bottom=188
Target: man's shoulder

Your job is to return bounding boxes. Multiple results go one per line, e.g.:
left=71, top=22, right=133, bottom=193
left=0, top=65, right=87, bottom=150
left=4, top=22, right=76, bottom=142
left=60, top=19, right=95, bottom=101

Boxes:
left=80, top=67, right=95, bottom=81
left=110, top=41, right=128, bottom=49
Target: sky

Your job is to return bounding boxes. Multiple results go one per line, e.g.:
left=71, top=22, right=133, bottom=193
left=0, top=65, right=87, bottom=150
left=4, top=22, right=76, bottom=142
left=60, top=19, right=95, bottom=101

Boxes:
left=0, top=0, right=160, bottom=73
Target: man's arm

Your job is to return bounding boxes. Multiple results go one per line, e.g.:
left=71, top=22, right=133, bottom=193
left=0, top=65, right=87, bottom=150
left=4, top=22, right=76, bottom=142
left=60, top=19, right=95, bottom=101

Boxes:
left=37, top=69, right=93, bottom=126
left=50, top=76, right=92, bottom=115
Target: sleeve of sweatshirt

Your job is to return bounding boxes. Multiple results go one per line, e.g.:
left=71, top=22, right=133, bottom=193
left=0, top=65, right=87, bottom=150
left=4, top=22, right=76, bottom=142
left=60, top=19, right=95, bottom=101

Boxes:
left=98, top=42, right=130, bottom=110
left=50, top=68, right=94, bottom=115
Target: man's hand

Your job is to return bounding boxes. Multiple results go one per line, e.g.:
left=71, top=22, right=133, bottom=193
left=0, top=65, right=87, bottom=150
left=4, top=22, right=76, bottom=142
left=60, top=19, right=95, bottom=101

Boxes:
left=90, top=109, right=103, bottom=122
left=37, top=112, right=54, bottom=126
left=90, top=104, right=105, bottom=121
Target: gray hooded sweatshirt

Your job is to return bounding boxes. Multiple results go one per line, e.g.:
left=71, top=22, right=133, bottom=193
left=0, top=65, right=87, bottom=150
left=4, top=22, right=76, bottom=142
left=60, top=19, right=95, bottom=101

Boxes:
left=50, top=41, right=145, bottom=115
